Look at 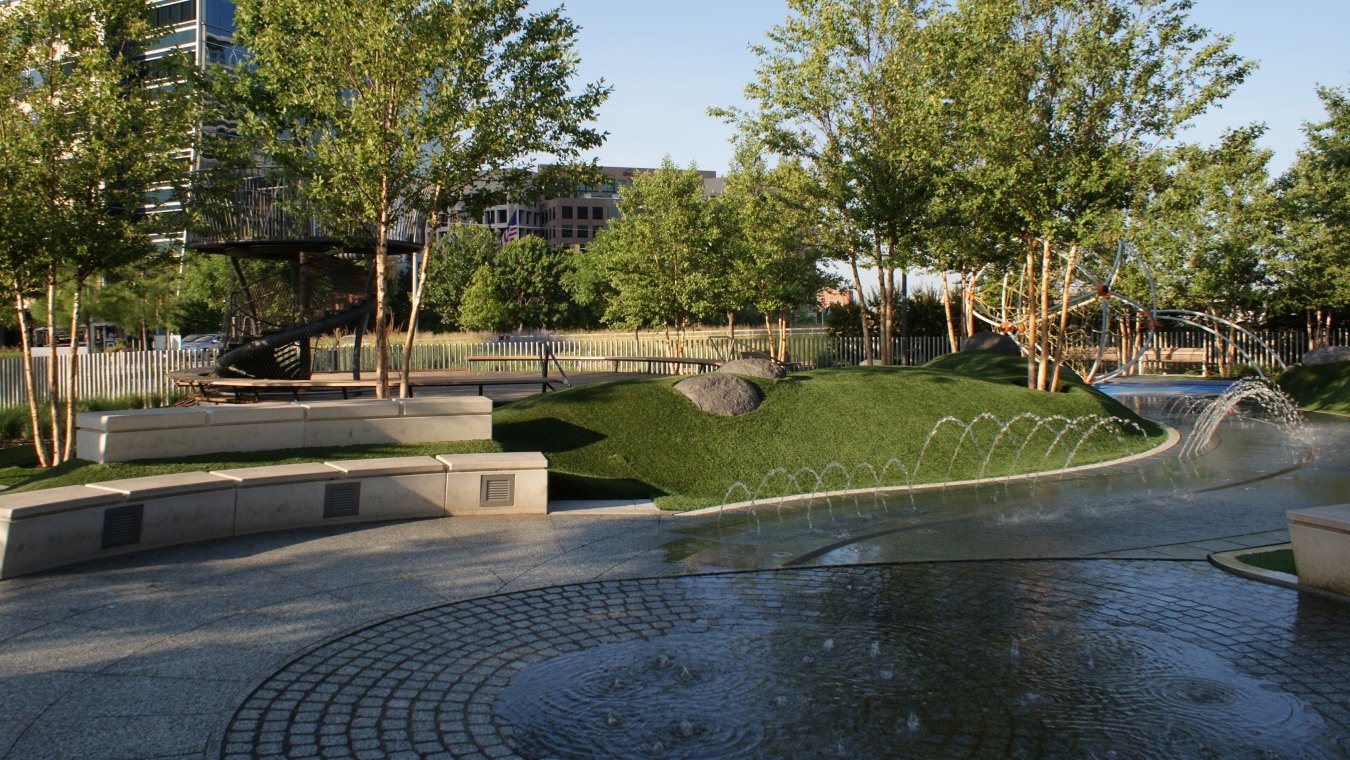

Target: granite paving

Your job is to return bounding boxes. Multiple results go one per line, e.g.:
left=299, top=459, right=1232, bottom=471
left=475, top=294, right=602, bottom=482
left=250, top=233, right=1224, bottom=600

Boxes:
left=0, top=387, right=1346, bottom=758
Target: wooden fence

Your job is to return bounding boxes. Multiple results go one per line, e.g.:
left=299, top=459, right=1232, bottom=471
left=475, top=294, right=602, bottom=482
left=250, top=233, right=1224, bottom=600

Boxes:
left=2, top=327, right=1345, bottom=407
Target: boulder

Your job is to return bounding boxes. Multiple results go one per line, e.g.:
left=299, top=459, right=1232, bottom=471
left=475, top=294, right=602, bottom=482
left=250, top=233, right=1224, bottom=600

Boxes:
left=675, top=374, right=762, bottom=417
left=718, top=357, right=785, bottom=380
left=857, top=359, right=886, bottom=367
left=1301, top=345, right=1350, bottom=366
left=961, top=331, right=1021, bottom=355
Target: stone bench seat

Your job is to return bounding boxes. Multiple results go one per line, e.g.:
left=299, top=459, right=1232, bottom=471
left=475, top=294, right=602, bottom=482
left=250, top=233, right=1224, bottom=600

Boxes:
left=76, top=397, right=493, bottom=463
left=0, top=452, right=548, bottom=579
left=1288, top=504, right=1350, bottom=597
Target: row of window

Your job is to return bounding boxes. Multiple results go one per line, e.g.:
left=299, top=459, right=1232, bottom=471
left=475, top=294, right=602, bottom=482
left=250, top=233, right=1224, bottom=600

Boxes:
left=557, top=205, right=615, bottom=220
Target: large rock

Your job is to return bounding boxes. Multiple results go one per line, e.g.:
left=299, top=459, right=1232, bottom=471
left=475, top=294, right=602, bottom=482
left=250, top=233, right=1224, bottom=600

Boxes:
left=961, top=331, right=1021, bottom=355
left=675, top=374, right=761, bottom=417
left=1302, top=345, right=1350, bottom=366
left=718, top=357, right=785, bottom=380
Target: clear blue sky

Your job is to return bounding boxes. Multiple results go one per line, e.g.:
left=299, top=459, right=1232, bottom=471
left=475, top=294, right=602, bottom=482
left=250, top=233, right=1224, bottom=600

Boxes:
left=540, top=0, right=1350, bottom=176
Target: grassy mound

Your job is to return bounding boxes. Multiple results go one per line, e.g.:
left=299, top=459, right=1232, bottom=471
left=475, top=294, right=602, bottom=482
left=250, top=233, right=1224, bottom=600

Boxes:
left=494, top=353, right=1165, bottom=510
left=1277, top=361, right=1350, bottom=415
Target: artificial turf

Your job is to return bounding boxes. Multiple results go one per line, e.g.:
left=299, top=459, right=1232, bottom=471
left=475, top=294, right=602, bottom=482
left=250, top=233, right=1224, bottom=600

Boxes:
left=493, top=353, right=1166, bottom=509
left=0, top=353, right=1166, bottom=507
left=1277, top=361, right=1350, bottom=415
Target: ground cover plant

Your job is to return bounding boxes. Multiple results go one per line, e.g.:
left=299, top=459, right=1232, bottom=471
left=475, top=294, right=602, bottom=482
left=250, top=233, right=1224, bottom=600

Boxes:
left=1236, top=547, right=1297, bottom=576
left=1277, top=361, right=1350, bottom=415
left=493, top=353, right=1166, bottom=509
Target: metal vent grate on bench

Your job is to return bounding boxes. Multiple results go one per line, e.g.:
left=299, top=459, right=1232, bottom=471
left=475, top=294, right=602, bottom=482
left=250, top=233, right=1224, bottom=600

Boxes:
left=102, top=504, right=144, bottom=549
left=324, top=482, right=361, bottom=518
left=480, top=474, right=515, bottom=507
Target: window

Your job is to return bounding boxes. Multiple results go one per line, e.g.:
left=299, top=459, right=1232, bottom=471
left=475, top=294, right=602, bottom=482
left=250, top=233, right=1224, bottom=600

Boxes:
left=562, top=225, right=573, bottom=238
left=150, top=1, right=196, bottom=27
left=562, top=206, right=573, bottom=220
left=577, top=226, right=589, bottom=239
left=496, top=209, right=506, bottom=224
left=607, top=206, right=620, bottom=219
left=205, top=0, right=236, bottom=30
left=592, top=207, right=603, bottom=220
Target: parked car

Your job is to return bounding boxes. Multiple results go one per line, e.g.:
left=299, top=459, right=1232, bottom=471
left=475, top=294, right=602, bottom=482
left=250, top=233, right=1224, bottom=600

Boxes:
left=181, top=333, right=226, bottom=352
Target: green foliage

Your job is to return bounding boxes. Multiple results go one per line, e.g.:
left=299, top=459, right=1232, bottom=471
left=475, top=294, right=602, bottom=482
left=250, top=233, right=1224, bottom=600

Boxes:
left=1277, top=362, right=1350, bottom=415
left=422, top=224, right=500, bottom=331
left=1278, top=86, right=1350, bottom=321
left=587, top=160, right=727, bottom=341
left=1235, top=548, right=1297, bottom=576
left=1133, top=126, right=1277, bottom=321
left=493, top=355, right=1163, bottom=509
left=226, top=0, right=608, bottom=387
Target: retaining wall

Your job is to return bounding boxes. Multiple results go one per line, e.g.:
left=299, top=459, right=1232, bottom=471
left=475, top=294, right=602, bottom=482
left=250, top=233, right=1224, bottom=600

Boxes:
left=0, top=452, right=547, bottom=579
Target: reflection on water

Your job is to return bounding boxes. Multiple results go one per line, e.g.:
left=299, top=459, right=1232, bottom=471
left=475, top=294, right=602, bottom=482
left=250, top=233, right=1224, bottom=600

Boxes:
left=495, top=564, right=1340, bottom=759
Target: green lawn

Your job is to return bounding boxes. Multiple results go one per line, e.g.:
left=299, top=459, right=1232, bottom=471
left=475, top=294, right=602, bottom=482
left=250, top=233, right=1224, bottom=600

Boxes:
left=493, top=353, right=1165, bottom=509
left=1, top=353, right=1166, bottom=509
left=1277, top=361, right=1350, bottom=415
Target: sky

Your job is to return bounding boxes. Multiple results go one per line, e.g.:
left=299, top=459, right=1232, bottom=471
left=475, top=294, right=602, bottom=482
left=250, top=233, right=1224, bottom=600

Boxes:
left=538, top=0, right=1350, bottom=177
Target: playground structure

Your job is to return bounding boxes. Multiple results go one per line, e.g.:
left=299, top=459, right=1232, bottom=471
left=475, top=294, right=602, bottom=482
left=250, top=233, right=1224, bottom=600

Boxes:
left=966, top=241, right=1289, bottom=382
left=188, top=172, right=425, bottom=380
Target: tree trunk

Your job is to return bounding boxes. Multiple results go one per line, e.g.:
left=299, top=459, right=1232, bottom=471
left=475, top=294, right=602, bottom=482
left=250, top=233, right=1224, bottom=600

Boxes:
left=1034, top=237, right=1054, bottom=391
left=44, top=270, right=60, bottom=463
left=374, top=178, right=391, bottom=399
left=400, top=211, right=440, bottom=399
left=1049, top=243, right=1078, bottom=393
left=898, top=268, right=909, bottom=366
left=1024, top=241, right=1038, bottom=390
left=847, top=253, right=872, bottom=364
left=941, top=270, right=959, bottom=354
left=63, top=277, right=85, bottom=462
left=11, top=279, right=49, bottom=468
left=777, top=309, right=788, bottom=364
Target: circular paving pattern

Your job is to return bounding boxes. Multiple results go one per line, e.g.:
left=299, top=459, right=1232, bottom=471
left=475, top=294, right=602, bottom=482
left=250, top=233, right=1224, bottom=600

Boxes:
left=220, top=560, right=1350, bottom=759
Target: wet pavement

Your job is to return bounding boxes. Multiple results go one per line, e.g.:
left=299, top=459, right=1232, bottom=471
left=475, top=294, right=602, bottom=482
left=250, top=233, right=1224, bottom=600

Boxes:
left=0, top=381, right=1348, bottom=758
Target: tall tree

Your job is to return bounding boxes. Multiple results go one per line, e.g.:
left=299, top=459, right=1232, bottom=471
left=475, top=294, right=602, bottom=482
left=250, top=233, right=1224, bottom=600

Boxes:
left=227, top=0, right=606, bottom=396
left=457, top=236, right=577, bottom=332
left=946, top=0, right=1251, bottom=389
left=1, top=0, right=201, bottom=465
left=723, top=0, right=954, bottom=364
left=421, top=223, right=500, bottom=331
left=1279, top=85, right=1350, bottom=347
left=721, top=145, right=836, bottom=361
left=587, top=160, right=726, bottom=354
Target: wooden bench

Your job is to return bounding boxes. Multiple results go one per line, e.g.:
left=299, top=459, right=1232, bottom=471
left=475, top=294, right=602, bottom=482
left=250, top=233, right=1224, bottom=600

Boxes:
left=601, top=356, right=722, bottom=374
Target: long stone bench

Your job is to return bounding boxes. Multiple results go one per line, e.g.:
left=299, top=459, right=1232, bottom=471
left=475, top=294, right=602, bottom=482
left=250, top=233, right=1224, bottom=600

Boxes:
left=0, top=452, right=547, bottom=579
left=1288, top=505, right=1350, bottom=597
left=75, top=398, right=493, bottom=463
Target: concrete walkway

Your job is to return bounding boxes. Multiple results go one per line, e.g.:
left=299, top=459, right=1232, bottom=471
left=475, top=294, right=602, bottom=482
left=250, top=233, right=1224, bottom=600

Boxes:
left=0, top=394, right=1346, bottom=758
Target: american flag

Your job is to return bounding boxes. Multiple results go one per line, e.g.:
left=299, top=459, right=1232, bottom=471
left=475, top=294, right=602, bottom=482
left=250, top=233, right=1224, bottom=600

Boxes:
left=500, top=210, right=519, bottom=243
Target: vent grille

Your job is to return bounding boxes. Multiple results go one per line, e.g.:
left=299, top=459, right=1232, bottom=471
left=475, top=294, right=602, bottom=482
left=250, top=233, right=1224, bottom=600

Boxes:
left=480, top=475, right=515, bottom=507
left=324, top=482, right=360, bottom=518
left=102, top=505, right=144, bottom=549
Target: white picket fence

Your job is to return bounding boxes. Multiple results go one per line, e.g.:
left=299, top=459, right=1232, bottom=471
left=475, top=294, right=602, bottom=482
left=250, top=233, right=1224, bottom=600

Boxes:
left=1, top=327, right=1343, bottom=407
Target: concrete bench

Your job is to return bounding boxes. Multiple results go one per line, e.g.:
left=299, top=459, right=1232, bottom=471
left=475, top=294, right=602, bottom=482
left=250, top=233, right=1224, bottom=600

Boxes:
left=75, top=397, right=492, bottom=463
left=1288, top=505, right=1350, bottom=597
left=0, top=451, right=549, bottom=579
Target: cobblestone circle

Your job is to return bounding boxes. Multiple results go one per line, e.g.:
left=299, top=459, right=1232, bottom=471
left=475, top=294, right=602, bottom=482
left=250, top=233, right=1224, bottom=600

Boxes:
left=221, top=560, right=1350, bottom=759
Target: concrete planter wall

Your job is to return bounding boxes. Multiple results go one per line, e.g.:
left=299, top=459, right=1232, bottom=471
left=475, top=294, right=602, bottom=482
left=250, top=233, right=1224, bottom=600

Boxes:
left=0, top=452, right=548, bottom=579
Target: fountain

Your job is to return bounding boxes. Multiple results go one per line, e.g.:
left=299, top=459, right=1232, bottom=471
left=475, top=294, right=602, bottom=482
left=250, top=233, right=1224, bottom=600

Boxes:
left=1178, top=378, right=1305, bottom=459
left=713, top=412, right=1155, bottom=523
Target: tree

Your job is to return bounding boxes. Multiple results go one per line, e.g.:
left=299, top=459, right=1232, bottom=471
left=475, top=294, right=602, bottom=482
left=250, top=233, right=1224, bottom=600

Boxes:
left=942, top=0, right=1251, bottom=389
left=422, top=223, right=500, bottom=331
left=724, top=0, right=955, bottom=365
left=1279, top=85, right=1350, bottom=347
left=721, top=145, right=836, bottom=361
left=227, top=0, right=606, bottom=396
left=456, top=236, right=577, bottom=332
left=1135, top=127, right=1277, bottom=320
left=1, top=0, right=201, bottom=465
left=587, top=160, right=726, bottom=354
